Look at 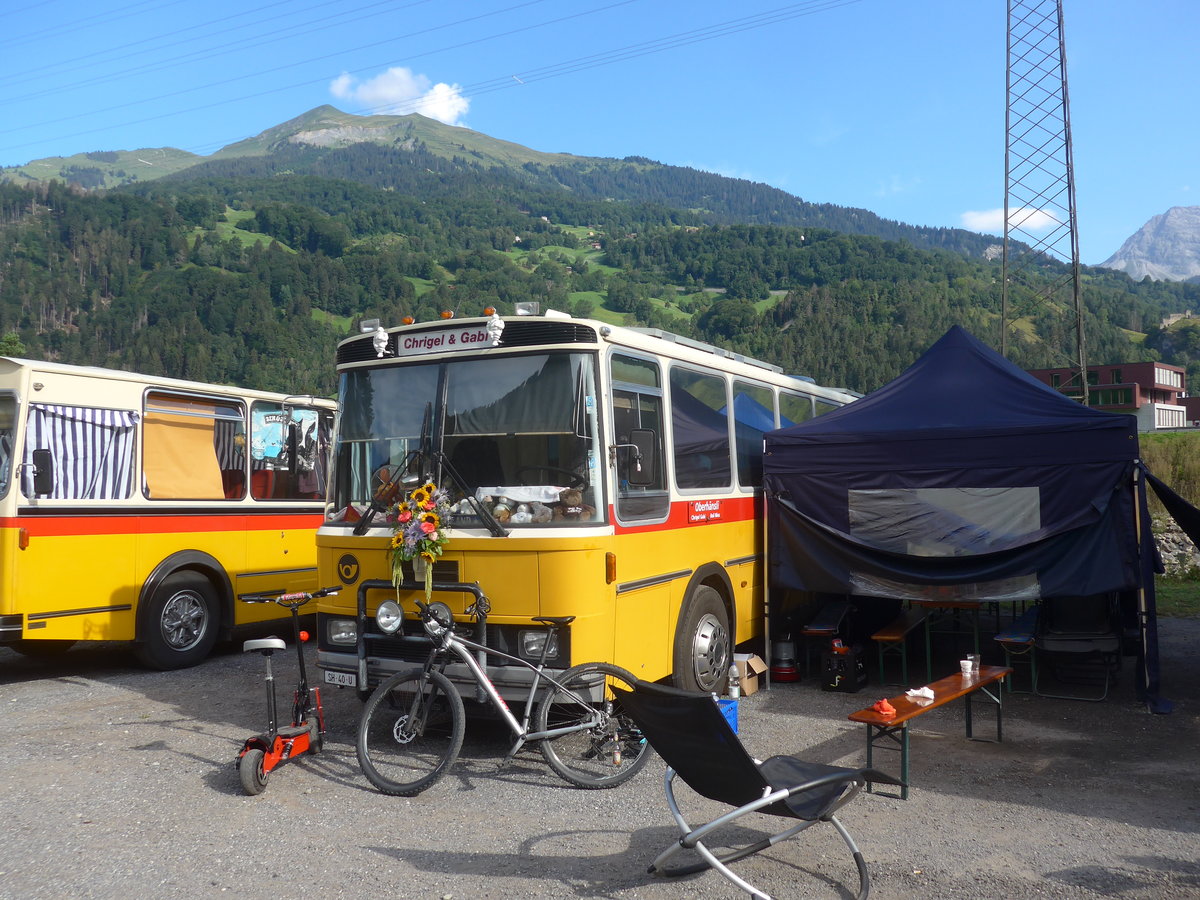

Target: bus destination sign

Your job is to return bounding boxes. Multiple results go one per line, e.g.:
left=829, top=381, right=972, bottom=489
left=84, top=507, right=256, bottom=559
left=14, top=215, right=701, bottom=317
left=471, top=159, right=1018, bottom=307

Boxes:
left=397, top=325, right=495, bottom=357
left=688, top=500, right=723, bottom=523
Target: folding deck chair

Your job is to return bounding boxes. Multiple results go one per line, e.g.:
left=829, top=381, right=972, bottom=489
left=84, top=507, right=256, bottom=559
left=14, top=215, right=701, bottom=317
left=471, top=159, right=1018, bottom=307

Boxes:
left=1034, top=593, right=1122, bottom=701
left=612, top=680, right=901, bottom=900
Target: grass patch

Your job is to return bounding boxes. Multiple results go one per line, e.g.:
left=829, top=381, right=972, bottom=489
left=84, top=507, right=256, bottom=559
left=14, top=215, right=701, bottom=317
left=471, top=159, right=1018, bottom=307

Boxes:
left=406, top=277, right=438, bottom=297
left=1153, top=577, right=1200, bottom=618
left=312, top=309, right=353, bottom=332
left=192, top=208, right=288, bottom=250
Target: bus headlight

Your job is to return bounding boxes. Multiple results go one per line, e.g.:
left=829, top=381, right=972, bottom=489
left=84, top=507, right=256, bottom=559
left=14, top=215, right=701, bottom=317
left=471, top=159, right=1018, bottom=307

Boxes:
left=376, top=600, right=404, bottom=634
left=329, top=618, right=357, bottom=645
left=521, top=630, right=558, bottom=660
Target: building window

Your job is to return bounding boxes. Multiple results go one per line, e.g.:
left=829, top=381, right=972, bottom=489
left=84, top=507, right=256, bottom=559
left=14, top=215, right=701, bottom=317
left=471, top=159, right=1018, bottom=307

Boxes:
left=1050, top=373, right=1060, bottom=388
left=1111, top=369, right=1122, bottom=384
left=1087, top=371, right=1099, bottom=387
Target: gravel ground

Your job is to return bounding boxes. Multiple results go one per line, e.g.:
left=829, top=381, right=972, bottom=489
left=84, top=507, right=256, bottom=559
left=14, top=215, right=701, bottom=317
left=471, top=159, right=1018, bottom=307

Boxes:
left=1, top=617, right=1197, bottom=900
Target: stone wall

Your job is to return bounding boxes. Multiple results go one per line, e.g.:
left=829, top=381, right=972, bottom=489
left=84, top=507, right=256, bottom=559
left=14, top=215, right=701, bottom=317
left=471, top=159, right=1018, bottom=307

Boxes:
left=1153, top=517, right=1200, bottom=576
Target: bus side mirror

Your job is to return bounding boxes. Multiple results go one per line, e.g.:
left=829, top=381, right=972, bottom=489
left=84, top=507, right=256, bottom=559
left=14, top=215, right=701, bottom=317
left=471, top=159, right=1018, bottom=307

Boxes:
left=31, top=448, right=54, bottom=496
left=626, top=428, right=656, bottom=486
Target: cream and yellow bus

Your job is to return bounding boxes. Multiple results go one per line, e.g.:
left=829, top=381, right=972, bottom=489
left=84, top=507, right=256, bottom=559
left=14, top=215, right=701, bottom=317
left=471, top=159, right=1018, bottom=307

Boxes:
left=315, top=310, right=855, bottom=696
left=0, top=358, right=334, bottom=668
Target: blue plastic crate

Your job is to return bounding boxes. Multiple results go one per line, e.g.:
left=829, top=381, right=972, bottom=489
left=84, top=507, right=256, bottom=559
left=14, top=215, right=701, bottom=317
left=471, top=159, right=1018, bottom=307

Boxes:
left=716, top=698, right=738, bottom=733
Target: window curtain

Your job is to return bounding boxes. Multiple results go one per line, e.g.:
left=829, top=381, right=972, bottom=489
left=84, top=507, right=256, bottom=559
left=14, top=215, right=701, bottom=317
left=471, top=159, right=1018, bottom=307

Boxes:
left=23, top=403, right=138, bottom=499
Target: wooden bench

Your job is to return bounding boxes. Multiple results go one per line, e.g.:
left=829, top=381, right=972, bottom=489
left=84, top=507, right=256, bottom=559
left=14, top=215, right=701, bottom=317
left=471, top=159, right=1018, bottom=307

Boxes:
left=870, top=608, right=926, bottom=684
left=994, top=605, right=1040, bottom=693
left=800, top=600, right=850, bottom=676
left=847, top=664, right=1012, bottom=800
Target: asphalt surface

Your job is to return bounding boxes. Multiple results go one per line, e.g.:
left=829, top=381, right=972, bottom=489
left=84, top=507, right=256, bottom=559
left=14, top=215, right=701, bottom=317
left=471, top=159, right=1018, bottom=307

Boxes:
left=1, top=617, right=1198, bottom=900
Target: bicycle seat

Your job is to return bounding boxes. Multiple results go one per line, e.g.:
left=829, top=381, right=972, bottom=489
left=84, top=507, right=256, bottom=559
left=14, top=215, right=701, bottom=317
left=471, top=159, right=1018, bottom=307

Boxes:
left=532, top=616, right=575, bottom=627
left=244, top=637, right=287, bottom=653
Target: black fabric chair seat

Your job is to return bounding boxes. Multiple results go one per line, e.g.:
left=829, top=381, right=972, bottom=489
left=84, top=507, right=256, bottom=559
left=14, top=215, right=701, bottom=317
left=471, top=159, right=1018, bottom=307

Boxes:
left=613, top=680, right=900, bottom=899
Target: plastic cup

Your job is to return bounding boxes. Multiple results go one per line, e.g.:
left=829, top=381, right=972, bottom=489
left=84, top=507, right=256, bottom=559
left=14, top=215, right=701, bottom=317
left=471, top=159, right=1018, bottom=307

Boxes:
left=960, top=660, right=973, bottom=677
left=967, top=653, right=981, bottom=673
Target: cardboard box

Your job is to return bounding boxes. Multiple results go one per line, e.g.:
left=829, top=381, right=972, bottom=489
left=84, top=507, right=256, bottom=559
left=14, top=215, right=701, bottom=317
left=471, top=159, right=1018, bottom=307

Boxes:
left=733, top=653, right=768, bottom=696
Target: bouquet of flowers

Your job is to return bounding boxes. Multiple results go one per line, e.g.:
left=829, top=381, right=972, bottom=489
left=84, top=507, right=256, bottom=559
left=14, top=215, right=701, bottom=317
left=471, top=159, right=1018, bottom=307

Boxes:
left=387, top=481, right=451, bottom=600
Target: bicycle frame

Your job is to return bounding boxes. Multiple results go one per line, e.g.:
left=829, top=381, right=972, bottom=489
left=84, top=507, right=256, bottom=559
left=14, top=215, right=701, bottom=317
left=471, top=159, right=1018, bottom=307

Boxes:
left=423, top=623, right=606, bottom=764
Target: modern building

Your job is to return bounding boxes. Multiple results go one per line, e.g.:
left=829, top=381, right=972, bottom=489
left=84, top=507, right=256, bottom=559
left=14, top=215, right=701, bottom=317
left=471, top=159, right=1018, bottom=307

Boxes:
left=1026, top=361, right=1188, bottom=431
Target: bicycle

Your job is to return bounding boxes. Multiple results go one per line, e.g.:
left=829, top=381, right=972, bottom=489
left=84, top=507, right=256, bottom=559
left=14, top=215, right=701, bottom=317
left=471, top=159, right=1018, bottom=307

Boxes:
left=355, top=596, right=652, bottom=796
left=235, top=586, right=341, bottom=795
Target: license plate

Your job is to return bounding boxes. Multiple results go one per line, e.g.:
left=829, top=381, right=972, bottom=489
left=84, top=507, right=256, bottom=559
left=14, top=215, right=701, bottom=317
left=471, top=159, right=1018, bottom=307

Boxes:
left=324, top=670, right=357, bottom=687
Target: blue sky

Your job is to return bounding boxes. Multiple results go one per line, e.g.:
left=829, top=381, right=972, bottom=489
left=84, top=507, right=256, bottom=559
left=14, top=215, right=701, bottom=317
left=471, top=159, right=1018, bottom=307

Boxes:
left=2, top=0, right=1194, bottom=264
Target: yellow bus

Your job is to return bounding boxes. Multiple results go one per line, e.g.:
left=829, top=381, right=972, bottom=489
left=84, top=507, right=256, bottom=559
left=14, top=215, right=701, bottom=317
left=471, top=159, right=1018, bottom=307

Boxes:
left=0, top=358, right=335, bottom=668
left=315, top=310, right=855, bottom=696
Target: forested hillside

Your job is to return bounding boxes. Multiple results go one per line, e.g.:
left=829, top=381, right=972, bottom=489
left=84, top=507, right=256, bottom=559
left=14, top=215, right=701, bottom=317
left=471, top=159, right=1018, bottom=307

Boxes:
left=3, top=131, right=1200, bottom=398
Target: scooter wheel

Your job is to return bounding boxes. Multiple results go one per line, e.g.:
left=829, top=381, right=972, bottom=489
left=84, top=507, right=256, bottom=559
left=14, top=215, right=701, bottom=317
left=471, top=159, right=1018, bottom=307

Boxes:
left=239, top=748, right=268, bottom=795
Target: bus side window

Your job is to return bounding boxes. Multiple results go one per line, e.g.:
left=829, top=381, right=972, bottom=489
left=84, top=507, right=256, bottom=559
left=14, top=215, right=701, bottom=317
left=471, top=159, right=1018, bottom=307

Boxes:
left=250, top=402, right=329, bottom=500
left=22, top=403, right=137, bottom=500
left=144, top=393, right=238, bottom=500
left=610, top=352, right=669, bottom=522
left=670, top=368, right=731, bottom=491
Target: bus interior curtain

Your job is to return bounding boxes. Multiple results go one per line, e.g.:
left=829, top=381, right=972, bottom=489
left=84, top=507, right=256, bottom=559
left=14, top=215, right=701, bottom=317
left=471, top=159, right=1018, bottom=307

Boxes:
left=143, top=404, right=224, bottom=499
left=22, top=403, right=138, bottom=499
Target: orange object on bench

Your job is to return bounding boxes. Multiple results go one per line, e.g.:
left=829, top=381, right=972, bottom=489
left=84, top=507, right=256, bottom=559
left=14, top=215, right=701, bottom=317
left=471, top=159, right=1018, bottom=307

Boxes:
left=848, top=665, right=1012, bottom=799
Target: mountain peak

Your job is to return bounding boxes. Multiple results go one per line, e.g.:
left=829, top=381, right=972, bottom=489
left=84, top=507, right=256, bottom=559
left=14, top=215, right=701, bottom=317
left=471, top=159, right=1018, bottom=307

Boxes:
left=1101, top=206, right=1200, bottom=282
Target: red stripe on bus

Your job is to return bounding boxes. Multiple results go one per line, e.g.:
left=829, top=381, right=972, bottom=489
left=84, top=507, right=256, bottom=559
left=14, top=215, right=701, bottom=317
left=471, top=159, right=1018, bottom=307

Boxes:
left=610, top=496, right=760, bottom=534
left=0, top=513, right=324, bottom=537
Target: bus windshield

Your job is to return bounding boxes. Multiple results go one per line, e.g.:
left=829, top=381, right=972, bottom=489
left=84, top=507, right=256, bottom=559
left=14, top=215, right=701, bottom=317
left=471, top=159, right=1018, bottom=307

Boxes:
left=329, top=351, right=603, bottom=526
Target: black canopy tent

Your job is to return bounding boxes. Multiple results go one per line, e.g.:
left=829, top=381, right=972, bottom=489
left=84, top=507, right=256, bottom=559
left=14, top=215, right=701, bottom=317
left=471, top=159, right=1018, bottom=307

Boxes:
left=763, top=326, right=1171, bottom=711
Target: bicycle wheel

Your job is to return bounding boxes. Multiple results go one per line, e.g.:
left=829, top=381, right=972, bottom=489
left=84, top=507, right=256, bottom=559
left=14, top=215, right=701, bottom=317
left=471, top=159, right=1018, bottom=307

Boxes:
left=535, top=662, right=652, bottom=789
left=356, top=668, right=465, bottom=796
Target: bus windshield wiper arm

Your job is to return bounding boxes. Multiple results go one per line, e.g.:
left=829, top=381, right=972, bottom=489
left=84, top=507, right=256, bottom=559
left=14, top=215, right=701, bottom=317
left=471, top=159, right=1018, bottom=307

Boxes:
left=434, top=449, right=509, bottom=538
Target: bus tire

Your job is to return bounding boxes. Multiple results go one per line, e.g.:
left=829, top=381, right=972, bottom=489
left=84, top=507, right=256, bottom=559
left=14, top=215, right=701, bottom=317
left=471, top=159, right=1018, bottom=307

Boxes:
left=136, top=572, right=219, bottom=670
left=671, top=584, right=731, bottom=694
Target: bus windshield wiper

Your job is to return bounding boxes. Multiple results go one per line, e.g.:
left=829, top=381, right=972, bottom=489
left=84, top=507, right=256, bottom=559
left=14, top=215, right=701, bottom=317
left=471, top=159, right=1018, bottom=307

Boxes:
left=434, top=449, right=509, bottom=538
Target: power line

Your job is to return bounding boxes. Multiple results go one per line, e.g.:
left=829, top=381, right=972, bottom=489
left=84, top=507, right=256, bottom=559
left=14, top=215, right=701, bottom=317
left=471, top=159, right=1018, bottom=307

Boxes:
left=0, top=0, right=433, bottom=95
left=2, top=0, right=862, bottom=160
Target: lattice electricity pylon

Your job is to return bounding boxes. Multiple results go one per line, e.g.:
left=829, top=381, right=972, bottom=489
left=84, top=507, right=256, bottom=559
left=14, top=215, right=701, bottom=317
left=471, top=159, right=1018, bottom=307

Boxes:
left=1001, top=0, right=1087, bottom=402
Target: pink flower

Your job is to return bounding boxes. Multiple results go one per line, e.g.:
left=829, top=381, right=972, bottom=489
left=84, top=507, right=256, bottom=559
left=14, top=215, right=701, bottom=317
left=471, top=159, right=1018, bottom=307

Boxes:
left=420, top=521, right=437, bottom=535
left=397, top=509, right=413, bottom=523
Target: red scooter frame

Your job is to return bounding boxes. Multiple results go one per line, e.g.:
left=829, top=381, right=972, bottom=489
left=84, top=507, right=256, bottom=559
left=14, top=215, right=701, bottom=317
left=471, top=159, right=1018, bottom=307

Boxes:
left=236, top=586, right=341, bottom=795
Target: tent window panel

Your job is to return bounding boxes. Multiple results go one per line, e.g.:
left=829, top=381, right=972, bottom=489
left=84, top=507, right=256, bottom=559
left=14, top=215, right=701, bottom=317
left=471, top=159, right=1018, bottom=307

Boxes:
left=730, top=380, right=775, bottom=488
left=848, top=487, right=1041, bottom=557
left=21, top=403, right=137, bottom=499
left=670, top=368, right=731, bottom=491
left=144, top=392, right=242, bottom=500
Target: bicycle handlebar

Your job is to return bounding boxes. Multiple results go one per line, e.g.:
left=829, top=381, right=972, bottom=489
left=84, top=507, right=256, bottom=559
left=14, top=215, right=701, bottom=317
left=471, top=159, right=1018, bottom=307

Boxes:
left=240, top=586, right=343, bottom=606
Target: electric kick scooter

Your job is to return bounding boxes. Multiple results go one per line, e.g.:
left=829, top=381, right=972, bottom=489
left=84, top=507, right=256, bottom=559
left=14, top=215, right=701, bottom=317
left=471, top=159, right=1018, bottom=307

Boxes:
left=236, top=586, right=341, bottom=795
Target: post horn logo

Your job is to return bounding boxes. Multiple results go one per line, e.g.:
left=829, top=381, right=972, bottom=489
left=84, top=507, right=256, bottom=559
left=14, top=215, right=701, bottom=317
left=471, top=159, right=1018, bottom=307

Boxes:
left=337, top=554, right=360, bottom=585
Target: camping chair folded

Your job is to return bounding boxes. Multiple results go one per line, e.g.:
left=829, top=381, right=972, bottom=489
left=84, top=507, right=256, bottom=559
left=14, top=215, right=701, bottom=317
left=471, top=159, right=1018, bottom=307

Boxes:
left=1034, top=593, right=1122, bottom=701
left=612, top=680, right=901, bottom=900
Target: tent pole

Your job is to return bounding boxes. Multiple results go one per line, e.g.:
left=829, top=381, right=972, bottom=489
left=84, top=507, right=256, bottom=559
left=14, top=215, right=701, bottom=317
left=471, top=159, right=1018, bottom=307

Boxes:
left=1132, top=465, right=1151, bottom=709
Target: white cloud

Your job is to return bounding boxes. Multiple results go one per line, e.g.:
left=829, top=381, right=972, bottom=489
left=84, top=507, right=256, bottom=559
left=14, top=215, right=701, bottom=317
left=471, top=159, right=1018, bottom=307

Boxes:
left=874, top=174, right=921, bottom=198
left=329, top=67, right=469, bottom=125
left=961, top=206, right=1061, bottom=234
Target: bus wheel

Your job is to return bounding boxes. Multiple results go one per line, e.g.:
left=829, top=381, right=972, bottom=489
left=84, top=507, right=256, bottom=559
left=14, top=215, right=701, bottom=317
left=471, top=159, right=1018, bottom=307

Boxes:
left=136, top=573, right=219, bottom=670
left=672, top=585, right=731, bottom=694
